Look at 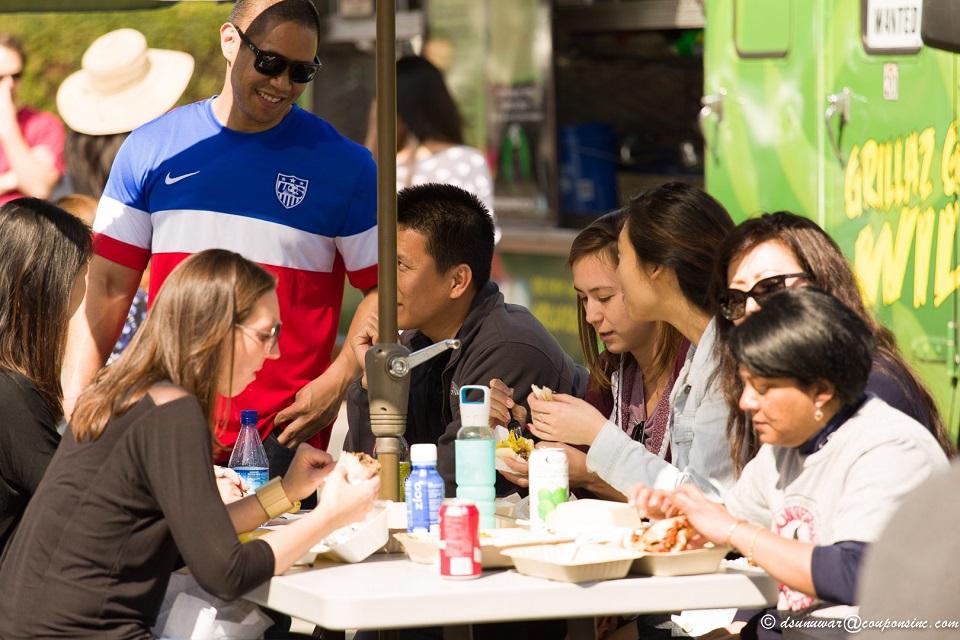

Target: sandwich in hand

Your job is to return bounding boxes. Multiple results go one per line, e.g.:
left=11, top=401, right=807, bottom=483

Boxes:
left=340, top=451, right=381, bottom=484
left=530, top=384, right=554, bottom=401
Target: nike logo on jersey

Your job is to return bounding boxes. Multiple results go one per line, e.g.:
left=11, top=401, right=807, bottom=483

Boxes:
left=164, top=171, right=200, bottom=185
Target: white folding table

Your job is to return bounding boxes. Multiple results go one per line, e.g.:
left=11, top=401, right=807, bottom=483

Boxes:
left=245, top=554, right=779, bottom=639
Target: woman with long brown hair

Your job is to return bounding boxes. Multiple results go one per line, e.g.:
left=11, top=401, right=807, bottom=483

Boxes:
left=0, top=198, right=91, bottom=557
left=528, top=183, right=737, bottom=496
left=712, top=211, right=953, bottom=473
left=498, top=212, right=688, bottom=500
left=0, top=249, right=379, bottom=639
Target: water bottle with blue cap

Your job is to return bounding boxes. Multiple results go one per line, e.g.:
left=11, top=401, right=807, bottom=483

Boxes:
left=455, top=385, right=496, bottom=529
left=228, top=409, right=269, bottom=493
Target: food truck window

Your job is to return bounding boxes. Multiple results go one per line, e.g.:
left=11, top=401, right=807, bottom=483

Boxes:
left=860, top=0, right=923, bottom=55
left=920, top=0, right=960, bottom=53
left=734, top=0, right=790, bottom=58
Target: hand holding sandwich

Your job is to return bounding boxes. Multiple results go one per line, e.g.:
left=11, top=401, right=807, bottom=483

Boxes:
left=527, top=389, right=606, bottom=446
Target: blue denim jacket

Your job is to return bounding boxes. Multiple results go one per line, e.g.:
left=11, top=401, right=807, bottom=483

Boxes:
left=586, top=318, right=736, bottom=496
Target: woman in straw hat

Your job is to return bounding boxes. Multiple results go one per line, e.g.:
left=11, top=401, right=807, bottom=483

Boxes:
left=57, top=28, right=194, bottom=198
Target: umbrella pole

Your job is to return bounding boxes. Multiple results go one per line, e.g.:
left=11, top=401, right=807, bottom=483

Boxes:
left=371, top=0, right=402, bottom=503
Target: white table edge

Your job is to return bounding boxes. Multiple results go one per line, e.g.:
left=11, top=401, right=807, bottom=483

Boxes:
left=245, top=556, right=779, bottom=631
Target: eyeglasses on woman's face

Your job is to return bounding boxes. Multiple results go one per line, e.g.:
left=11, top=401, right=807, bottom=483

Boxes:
left=235, top=321, right=282, bottom=353
left=232, top=24, right=321, bottom=84
left=719, top=272, right=812, bottom=321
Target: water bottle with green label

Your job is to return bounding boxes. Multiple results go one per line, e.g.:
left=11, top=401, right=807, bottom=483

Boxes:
left=455, top=385, right=496, bottom=530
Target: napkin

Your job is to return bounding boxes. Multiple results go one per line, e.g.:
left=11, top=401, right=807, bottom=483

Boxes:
left=155, top=574, right=272, bottom=640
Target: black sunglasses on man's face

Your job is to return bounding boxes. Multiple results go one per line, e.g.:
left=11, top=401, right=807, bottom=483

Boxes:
left=719, top=272, right=812, bottom=321
left=233, top=24, right=320, bottom=84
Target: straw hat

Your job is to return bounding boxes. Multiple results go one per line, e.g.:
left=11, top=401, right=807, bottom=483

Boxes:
left=57, top=28, right=194, bottom=136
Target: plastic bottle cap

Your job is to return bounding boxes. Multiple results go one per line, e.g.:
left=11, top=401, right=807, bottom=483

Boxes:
left=239, top=409, right=258, bottom=425
left=458, top=385, right=491, bottom=427
left=410, top=443, right=438, bottom=464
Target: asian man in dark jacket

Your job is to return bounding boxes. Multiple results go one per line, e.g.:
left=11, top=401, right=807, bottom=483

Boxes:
left=344, top=183, right=584, bottom=493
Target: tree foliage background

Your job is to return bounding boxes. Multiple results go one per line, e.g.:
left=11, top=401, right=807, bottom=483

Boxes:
left=3, top=3, right=233, bottom=117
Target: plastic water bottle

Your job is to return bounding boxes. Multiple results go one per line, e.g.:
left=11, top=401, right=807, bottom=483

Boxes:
left=405, top=443, right=445, bottom=534
left=228, top=410, right=269, bottom=494
left=455, top=385, right=496, bottom=530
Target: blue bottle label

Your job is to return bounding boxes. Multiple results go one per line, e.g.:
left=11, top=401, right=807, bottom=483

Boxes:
left=406, top=466, right=445, bottom=534
left=234, top=466, right=269, bottom=494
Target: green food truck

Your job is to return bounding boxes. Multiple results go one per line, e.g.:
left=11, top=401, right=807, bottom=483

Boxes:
left=700, top=0, right=960, bottom=438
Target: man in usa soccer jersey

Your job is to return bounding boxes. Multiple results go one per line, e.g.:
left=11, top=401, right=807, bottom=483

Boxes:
left=63, top=0, right=378, bottom=475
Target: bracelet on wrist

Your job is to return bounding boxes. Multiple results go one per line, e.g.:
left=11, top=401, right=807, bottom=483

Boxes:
left=723, top=520, right=744, bottom=546
left=255, top=476, right=296, bottom=520
left=746, top=525, right=764, bottom=566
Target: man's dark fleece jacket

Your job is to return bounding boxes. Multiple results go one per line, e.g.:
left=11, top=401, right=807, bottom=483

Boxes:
left=345, top=282, right=585, bottom=495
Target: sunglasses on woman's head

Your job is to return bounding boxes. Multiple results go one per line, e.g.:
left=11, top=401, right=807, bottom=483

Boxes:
left=719, top=272, right=812, bottom=321
left=233, top=24, right=321, bottom=84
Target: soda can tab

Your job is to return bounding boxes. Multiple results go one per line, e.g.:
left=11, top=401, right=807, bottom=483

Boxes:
left=529, top=447, right=569, bottom=529
left=439, top=499, right=481, bottom=579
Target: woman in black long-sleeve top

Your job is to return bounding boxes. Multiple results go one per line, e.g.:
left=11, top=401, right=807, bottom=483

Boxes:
left=0, top=198, right=91, bottom=557
left=0, top=249, right=380, bottom=639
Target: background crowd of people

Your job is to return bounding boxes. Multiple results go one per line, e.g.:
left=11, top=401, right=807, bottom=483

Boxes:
left=0, top=0, right=956, bottom=639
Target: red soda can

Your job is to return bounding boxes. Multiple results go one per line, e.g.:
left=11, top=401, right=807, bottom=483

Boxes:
left=438, top=499, right=481, bottom=579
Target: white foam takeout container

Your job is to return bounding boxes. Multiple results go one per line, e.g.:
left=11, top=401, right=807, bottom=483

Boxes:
left=628, top=545, right=730, bottom=576
left=302, top=505, right=389, bottom=564
left=545, top=499, right=643, bottom=536
left=502, top=543, right=641, bottom=583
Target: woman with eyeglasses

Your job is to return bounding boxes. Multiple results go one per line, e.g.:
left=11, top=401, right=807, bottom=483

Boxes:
left=496, top=211, right=688, bottom=500
left=0, top=250, right=379, bottom=639
left=528, top=183, right=736, bottom=497
left=712, top=211, right=953, bottom=473
left=630, top=288, right=949, bottom=639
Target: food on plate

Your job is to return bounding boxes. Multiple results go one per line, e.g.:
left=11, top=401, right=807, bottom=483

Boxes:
left=623, top=516, right=709, bottom=553
left=530, top=384, right=554, bottom=401
left=496, top=430, right=535, bottom=462
left=341, top=451, right=380, bottom=483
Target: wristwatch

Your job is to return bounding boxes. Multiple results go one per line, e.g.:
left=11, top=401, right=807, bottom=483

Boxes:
left=256, top=477, right=295, bottom=519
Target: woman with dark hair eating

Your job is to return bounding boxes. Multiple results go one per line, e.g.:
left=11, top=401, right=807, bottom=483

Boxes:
left=631, top=288, right=948, bottom=638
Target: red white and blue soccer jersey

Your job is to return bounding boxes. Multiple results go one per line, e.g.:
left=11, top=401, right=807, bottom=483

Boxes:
left=93, top=100, right=378, bottom=454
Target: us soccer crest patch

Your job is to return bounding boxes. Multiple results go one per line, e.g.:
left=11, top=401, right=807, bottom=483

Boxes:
left=276, top=173, right=309, bottom=209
